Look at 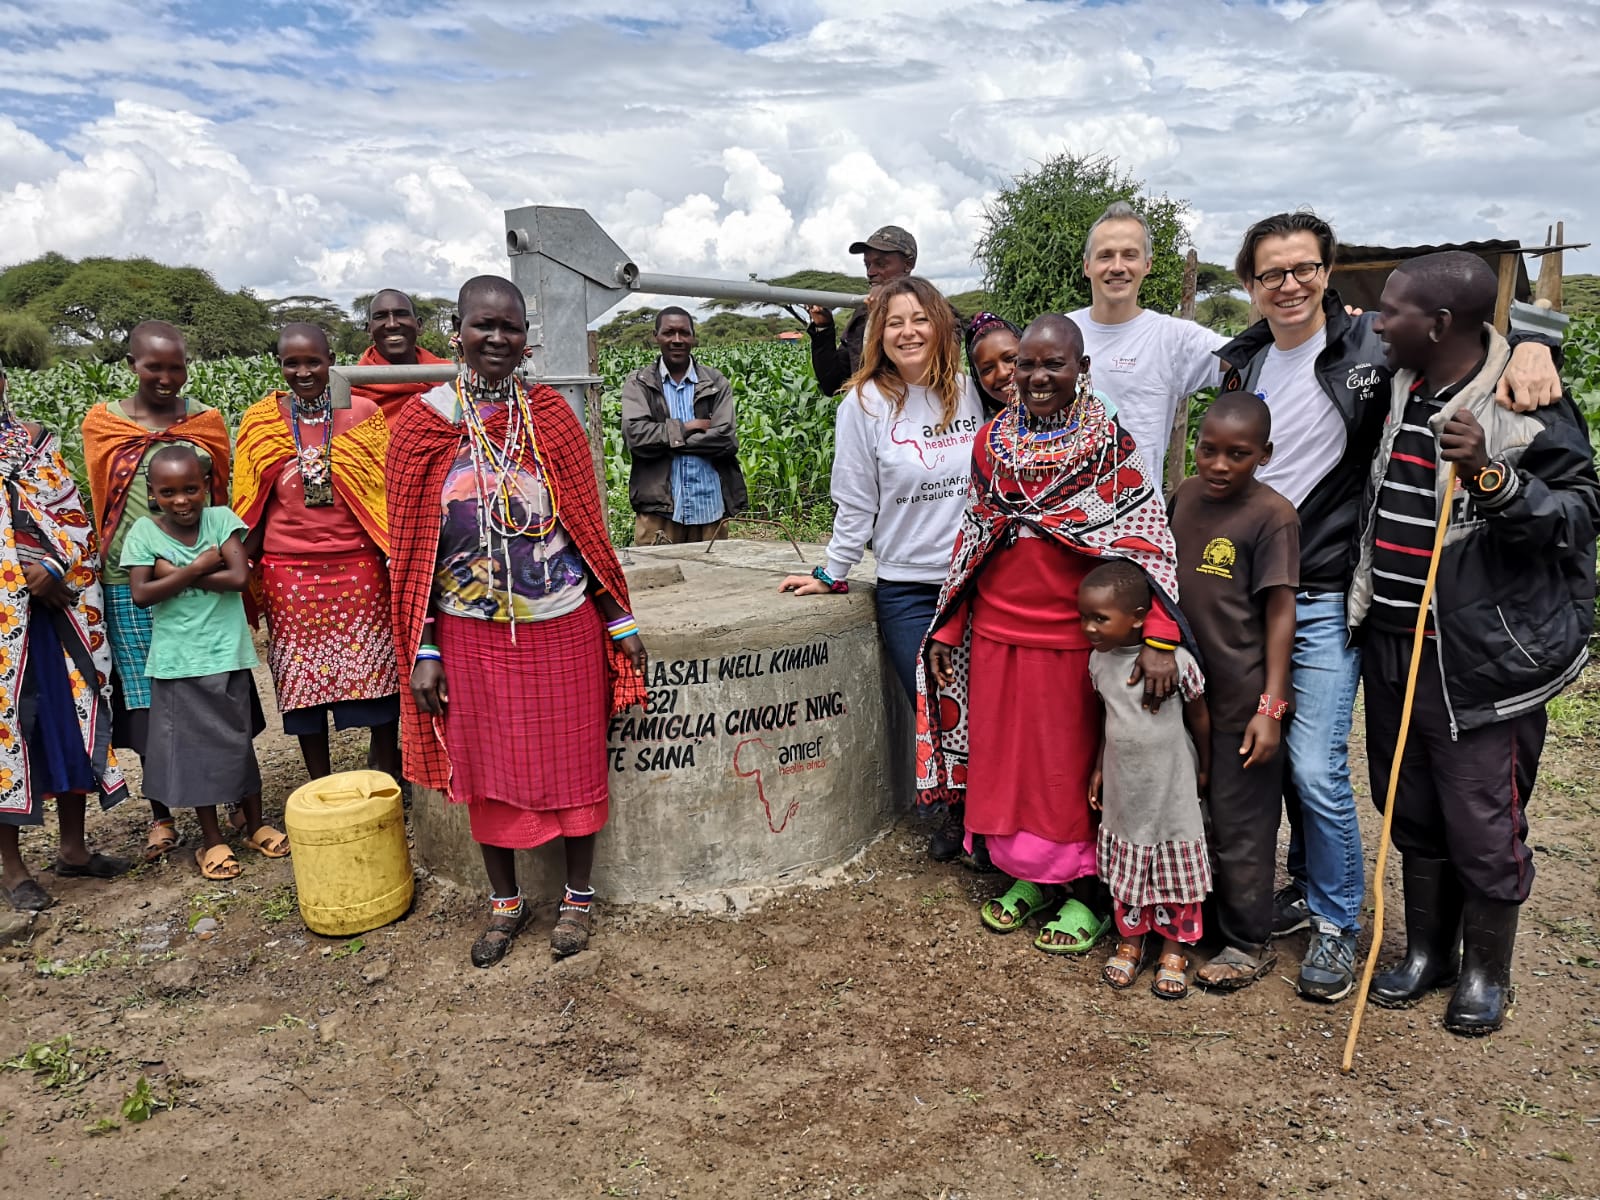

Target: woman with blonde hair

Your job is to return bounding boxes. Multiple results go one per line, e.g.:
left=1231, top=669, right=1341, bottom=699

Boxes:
left=780, top=276, right=983, bottom=860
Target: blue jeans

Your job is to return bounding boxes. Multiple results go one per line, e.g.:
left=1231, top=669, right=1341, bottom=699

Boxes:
left=874, top=580, right=941, bottom=703
left=1282, top=591, right=1364, bottom=933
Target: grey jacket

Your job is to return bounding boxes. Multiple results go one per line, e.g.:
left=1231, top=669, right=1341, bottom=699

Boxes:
left=619, top=358, right=748, bottom=518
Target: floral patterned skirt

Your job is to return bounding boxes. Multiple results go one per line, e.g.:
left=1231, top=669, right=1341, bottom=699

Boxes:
left=259, top=550, right=400, bottom=714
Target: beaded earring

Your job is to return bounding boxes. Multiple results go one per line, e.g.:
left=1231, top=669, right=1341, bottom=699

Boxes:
left=1076, top=371, right=1094, bottom=403
left=448, top=332, right=463, bottom=354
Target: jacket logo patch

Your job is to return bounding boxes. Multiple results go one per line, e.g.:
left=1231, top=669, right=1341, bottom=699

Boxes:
left=1198, top=537, right=1236, bottom=579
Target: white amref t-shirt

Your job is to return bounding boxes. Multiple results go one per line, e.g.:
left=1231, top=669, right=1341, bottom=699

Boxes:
left=1068, top=308, right=1225, bottom=489
left=824, top=377, right=984, bottom=584
left=1251, top=327, right=1346, bottom=507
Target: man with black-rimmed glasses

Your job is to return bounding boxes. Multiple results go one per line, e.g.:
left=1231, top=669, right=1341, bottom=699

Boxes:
left=1212, top=211, right=1563, bottom=1004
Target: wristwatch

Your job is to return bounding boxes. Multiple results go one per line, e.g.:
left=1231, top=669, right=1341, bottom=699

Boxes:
left=1468, top=460, right=1509, bottom=496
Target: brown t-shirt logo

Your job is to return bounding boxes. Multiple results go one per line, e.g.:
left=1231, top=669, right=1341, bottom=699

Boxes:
left=1198, top=537, right=1236, bottom=579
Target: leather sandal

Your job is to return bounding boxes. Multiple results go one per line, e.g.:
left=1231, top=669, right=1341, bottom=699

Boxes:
left=144, top=819, right=180, bottom=863
left=195, top=844, right=242, bottom=881
left=550, top=902, right=594, bottom=959
left=1102, top=939, right=1148, bottom=989
left=471, top=904, right=530, bottom=968
left=1151, top=950, right=1190, bottom=1000
left=244, top=825, right=290, bottom=858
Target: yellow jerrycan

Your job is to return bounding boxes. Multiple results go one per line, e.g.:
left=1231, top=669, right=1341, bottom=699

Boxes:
left=283, top=769, right=413, bottom=937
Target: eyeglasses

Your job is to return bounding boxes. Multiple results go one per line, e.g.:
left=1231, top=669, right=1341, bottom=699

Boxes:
left=1253, top=261, right=1325, bottom=291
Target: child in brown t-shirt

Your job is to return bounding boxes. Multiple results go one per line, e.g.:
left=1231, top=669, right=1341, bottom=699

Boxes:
left=1168, top=392, right=1299, bottom=991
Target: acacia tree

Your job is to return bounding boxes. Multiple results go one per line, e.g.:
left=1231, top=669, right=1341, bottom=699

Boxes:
left=974, top=153, right=1192, bottom=321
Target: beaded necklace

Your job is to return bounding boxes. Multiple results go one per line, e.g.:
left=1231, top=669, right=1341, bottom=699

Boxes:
left=453, top=369, right=562, bottom=626
left=983, top=383, right=1114, bottom=521
left=288, top=389, right=334, bottom=506
left=0, top=404, right=32, bottom=480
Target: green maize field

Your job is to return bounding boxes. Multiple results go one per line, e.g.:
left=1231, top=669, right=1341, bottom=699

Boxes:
left=6, top=316, right=1599, bottom=545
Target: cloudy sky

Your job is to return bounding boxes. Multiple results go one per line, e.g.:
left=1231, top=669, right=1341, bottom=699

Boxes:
left=1, top=0, right=1595, bottom=312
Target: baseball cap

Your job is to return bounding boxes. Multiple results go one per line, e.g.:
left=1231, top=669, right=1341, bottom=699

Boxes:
left=848, top=225, right=917, bottom=259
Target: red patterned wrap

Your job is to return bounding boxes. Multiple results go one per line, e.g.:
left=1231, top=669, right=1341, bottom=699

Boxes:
left=914, top=394, right=1194, bottom=805
left=386, top=382, right=645, bottom=793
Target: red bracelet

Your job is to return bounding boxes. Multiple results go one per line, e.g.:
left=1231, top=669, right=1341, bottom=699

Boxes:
left=1257, top=693, right=1289, bottom=720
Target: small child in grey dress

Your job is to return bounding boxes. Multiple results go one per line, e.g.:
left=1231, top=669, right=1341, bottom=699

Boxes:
left=1080, top=560, right=1212, bottom=1000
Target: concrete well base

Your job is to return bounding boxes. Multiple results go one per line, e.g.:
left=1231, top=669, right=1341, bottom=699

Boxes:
left=412, top=540, right=915, bottom=906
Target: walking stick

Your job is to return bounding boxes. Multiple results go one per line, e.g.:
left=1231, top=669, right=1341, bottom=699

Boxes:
left=1342, top=463, right=1457, bottom=1074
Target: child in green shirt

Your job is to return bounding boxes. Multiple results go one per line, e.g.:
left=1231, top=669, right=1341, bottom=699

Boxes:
left=121, top=445, right=285, bottom=880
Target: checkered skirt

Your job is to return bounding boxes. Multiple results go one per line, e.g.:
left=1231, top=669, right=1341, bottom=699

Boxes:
left=1096, top=827, right=1212, bottom=909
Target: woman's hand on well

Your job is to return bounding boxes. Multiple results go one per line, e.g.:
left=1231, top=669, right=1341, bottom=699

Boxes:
left=778, top=574, right=832, bottom=597
left=411, top=659, right=448, bottom=716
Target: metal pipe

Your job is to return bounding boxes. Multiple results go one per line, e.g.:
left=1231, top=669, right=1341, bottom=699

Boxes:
left=328, top=363, right=601, bottom=409
left=624, top=270, right=866, bottom=309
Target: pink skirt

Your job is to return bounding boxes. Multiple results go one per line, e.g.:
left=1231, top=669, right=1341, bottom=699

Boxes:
left=435, top=605, right=609, bottom=848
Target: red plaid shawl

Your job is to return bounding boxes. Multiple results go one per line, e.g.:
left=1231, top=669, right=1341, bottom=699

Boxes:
left=913, top=395, right=1195, bottom=803
left=387, top=382, right=643, bottom=790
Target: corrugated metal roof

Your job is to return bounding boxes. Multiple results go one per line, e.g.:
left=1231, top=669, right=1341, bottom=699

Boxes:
left=1336, top=239, right=1522, bottom=263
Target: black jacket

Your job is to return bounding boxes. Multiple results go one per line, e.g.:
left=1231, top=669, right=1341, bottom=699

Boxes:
left=1348, top=331, right=1599, bottom=733
left=1218, top=291, right=1564, bottom=592
left=619, top=359, right=748, bottom=519
left=808, top=310, right=867, bottom=398
left=1217, top=291, right=1388, bottom=591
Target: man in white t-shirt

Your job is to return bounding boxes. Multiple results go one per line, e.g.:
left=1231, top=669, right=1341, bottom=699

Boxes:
left=1067, top=201, right=1225, bottom=490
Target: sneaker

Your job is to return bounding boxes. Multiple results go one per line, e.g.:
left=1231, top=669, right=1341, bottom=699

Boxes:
left=1271, top=884, right=1312, bottom=938
left=927, top=805, right=966, bottom=863
left=1298, top=920, right=1358, bottom=1002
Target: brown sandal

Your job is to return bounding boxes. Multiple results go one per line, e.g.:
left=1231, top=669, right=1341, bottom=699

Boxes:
left=1103, top=940, right=1147, bottom=989
left=195, top=844, right=242, bottom=881
left=244, top=825, right=290, bottom=858
left=550, top=901, right=593, bottom=959
left=144, top=819, right=180, bottom=863
left=1151, top=950, right=1190, bottom=1000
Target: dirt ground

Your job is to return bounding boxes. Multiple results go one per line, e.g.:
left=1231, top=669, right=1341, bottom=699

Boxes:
left=2, top=649, right=1599, bottom=1200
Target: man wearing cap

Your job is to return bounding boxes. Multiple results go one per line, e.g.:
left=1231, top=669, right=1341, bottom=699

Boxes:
left=806, top=225, right=918, bottom=397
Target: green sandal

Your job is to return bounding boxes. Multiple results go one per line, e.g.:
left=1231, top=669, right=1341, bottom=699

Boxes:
left=1034, top=899, right=1112, bottom=954
left=980, top=880, right=1050, bottom=933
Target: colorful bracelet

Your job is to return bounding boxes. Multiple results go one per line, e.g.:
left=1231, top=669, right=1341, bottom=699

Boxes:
left=607, top=615, right=639, bottom=642
left=1257, top=693, right=1289, bottom=720
left=39, top=559, right=64, bottom=581
left=1143, top=636, right=1178, bottom=652
left=415, top=644, right=442, bottom=663
left=811, top=566, right=849, bottom=594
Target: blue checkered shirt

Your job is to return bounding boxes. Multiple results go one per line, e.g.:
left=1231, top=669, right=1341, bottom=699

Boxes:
left=662, top=361, right=724, bottom=525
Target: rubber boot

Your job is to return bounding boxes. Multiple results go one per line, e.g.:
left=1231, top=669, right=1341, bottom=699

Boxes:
left=1370, top=856, right=1462, bottom=1008
left=1443, top=896, right=1519, bottom=1036
left=928, top=801, right=965, bottom=863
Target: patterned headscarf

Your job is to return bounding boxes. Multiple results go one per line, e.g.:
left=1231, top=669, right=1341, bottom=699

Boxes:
left=963, top=312, right=1022, bottom=414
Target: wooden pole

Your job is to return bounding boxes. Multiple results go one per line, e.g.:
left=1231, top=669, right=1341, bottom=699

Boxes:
left=1343, top=464, right=1458, bottom=1073
left=1167, top=249, right=1200, bottom=495
left=1492, top=252, right=1518, bottom=333
left=586, top=330, right=608, bottom=525
left=1534, top=220, right=1565, bottom=311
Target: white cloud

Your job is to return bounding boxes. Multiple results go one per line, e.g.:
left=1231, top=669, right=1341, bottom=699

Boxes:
left=0, top=0, right=1594, bottom=312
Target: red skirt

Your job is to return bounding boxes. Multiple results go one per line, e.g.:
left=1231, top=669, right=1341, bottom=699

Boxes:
left=260, top=550, right=400, bottom=712
left=964, top=633, right=1100, bottom=846
left=435, top=605, right=608, bottom=848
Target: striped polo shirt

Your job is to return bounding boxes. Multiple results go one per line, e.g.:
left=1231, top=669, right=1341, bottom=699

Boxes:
left=1367, top=375, right=1468, bottom=635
